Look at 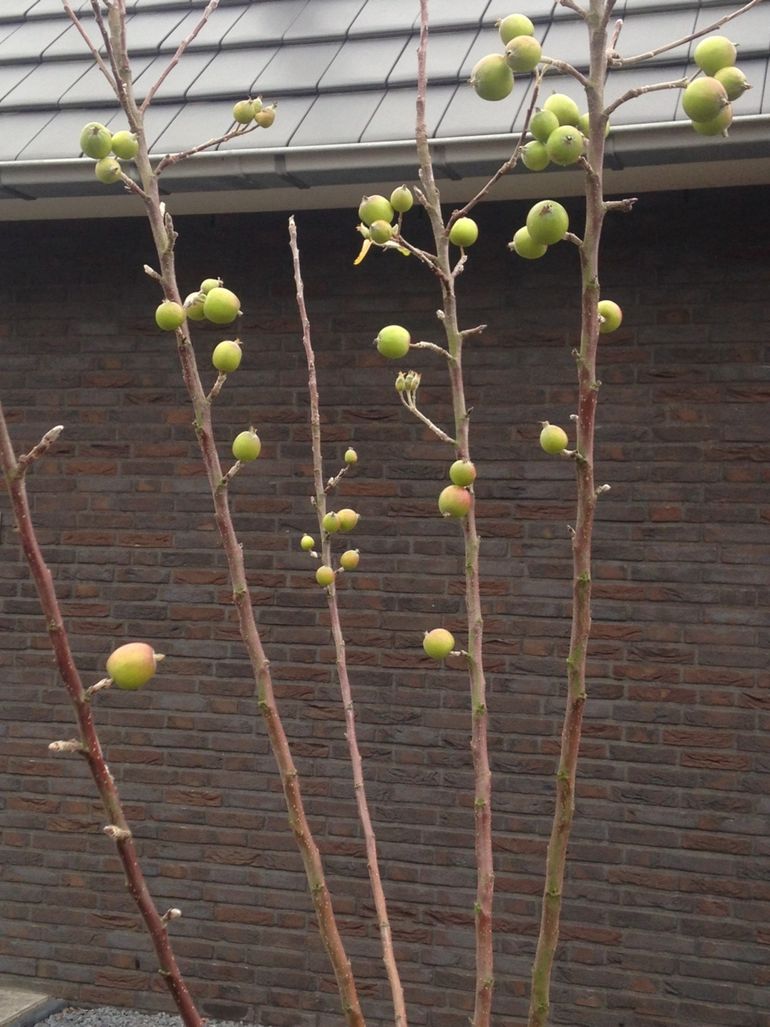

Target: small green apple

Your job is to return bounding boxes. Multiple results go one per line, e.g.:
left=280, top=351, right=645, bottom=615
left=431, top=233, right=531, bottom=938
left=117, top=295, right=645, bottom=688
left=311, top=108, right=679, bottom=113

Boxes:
left=369, top=219, right=394, bottom=244
left=106, top=642, right=163, bottom=690
left=543, top=92, right=581, bottom=126
left=539, top=422, right=568, bottom=454
left=344, top=447, right=358, bottom=464
left=521, top=140, right=550, bottom=171
left=94, top=156, right=122, bottom=184
left=529, top=108, right=559, bottom=142
left=390, top=185, right=414, bottom=213
left=526, top=200, right=569, bottom=245
left=80, top=122, right=113, bottom=159
left=449, top=217, right=479, bottom=248
left=212, top=339, right=242, bottom=372
left=597, top=300, right=623, bottom=334
left=505, top=36, right=541, bottom=73
left=682, top=77, right=729, bottom=122
left=449, top=459, right=476, bottom=487
left=340, top=549, right=360, bottom=571
left=423, top=628, right=455, bottom=660
left=497, top=13, right=534, bottom=45
left=232, top=428, right=261, bottom=462
left=155, top=300, right=186, bottom=331
left=233, top=98, right=255, bottom=124
left=336, top=508, right=360, bottom=532
left=509, top=226, right=548, bottom=260
left=300, top=534, right=315, bottom=551
left=376, top=325, right=411, bottom=359
left=358, top=194, right=394, bottom=226
left=110, top=130, right=139, bottom=160
left=438, top=485, right=471, bottom=518
left=694, top=36, right=737, bottom=76
left=316, top=565, right=335, bottom=587
left=470, top=53, right=514, bottom=102
left=204, top=287, right=241, bottom=325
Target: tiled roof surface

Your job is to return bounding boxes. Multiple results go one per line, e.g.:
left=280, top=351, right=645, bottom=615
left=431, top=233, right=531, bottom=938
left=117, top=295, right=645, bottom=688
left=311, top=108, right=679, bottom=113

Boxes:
left=0, top=0, right=768, bottom=210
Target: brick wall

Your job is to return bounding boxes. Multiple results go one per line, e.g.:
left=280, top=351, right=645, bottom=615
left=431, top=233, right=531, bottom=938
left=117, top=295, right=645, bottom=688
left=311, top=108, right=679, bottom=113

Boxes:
left=0, top=186, right=768, bottom=1027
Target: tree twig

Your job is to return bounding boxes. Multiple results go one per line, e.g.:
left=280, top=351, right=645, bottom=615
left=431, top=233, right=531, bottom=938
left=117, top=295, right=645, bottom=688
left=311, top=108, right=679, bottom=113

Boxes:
left=141, top=0, right=221, bottom=112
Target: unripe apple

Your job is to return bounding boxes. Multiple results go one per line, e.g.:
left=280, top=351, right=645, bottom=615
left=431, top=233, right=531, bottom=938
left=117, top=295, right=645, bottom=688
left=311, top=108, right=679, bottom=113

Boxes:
left=505, top=36, right=541, bottom=73
left=232, top=428, right=261, bottom=462
left=233, top=98, right=255, bottom=124
left=694, top=35, right=737, bottom=76
left=369, top=219, right=394, bottom=244
left=110, top=130, right=139, bottom=160
left=376, top=324, right=411, bottom=359
left=423, top=628, right=455, bottom=660
left=682, top=77, right=729, bottom=122
left=509, top=226, right=547, bottom=260
left=449, top=217, right=479, bottom=248
left=316, top=565, right=334, bottom=587
left=358, top=194, right=394, bottom=226
left=438, top=485, right=472, bottom=518
left=80, top=121, right=113, bottom=159
left=155, top=300, right=186, bottom=331
left=344, top=447, right=358, bottom=464
left=497, top=13, right=534, bottom=45
left=300, top=534, right=315, bottom=551
left=526, top=200, right=569, bottom=245
left=390, top=185, right=413, bottom=213
left=337, top=508, right=360, bottom=532
left=322, top=511, right=341, bottom=534
left=106, top=642, right=163, bottom=690
left=521, top=140, right=549, bottom=171
left=470, top=53, right=514, bottom=102
left=544, top=92, right=580, bottom=126
left=449, top=459, right=476, bottom=487
left=340, top=549, right=360, bottom=571
left=254, top=105, right=276, bottom=128
left=184, top=291, right=207, bottom=320
left=714, top=66, right=750, bottom=101
left=204, top=287, right=241, bottom=325
left=94, top=156, right=122, bottom=184
left=691, top=105, right=733, bottom=136
left=597, top=299, right=623, bottom=334
left=200, top=278, right=222, bottom=294
left=212, top=339, right=242, bottom=372
left=530, top=108, right=559, bottom=142
left=545, top=125, right=584, bottom=166
left=539, top=422, right=568, bottom=455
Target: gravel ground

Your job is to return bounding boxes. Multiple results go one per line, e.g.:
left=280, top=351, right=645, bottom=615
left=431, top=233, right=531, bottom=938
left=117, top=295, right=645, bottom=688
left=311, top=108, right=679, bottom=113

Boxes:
left=35, top=1007, right=259, bottom=1027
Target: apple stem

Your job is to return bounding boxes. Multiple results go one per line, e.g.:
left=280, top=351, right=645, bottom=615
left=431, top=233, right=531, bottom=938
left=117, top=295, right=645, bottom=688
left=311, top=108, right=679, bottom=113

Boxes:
left=289, top=216, right=407, bottom=1027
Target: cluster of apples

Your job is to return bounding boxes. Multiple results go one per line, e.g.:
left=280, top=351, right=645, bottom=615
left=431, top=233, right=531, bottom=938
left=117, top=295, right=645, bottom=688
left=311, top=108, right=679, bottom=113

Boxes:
left=682, top=36, right=750, bottom=136
left=470, top=13, right=541, bottom=102
left=154, top=277, right=242, bottom=333
left=231, top=96, right=277, bottom=129
left=300, top=449, right=361, bottom=587
left=79, top=121, right=139, bottom=184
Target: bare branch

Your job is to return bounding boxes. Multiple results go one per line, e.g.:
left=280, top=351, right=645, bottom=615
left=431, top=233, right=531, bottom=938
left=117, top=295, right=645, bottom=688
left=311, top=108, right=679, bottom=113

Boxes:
left=540, top=55, right=590, bottom=89
left=604, top=76, right=689, bottom=118
left=15, top=424, right=64, bottom=478
left=399, top=391, right=456, bottom=446
left=603, top=197, right=638, bottom=214
left=559, top=0, right=587, bottom=17
left=412, top=340, right=455, bottom=360
left=609, top=0, right=765, bottom=68
left=62, top=1, right=119, bottom=97
left=154, top=122, right=260, bottom=175
left=141, top=0, right=221, bottom=113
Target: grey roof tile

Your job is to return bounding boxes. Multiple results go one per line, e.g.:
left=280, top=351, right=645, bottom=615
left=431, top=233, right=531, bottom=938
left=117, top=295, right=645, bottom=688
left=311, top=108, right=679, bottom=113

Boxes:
left=290, top=90, right=384, bottom=145
left=606, top=64, right=688, bottom=125
left=25, top=0, right=91, bottom=14
left=0, top=109, right=53, bottom=159
left=283, top=0, right=367, bottom=42
left=60, top=56, right=155, bottom=107
left=0, top=17, right=70, bottom=61
left=132, top=51, right=215, bottom=101
left=388, top=29, right=477, bottom=88
left=485, top=1, right=556, bottom=23
left=0, top=1, right=43, bottom=18
left=614, top=9, right=698, bottom=64
left=16, top=107, right=96, bottom=159
left=134, top=100, right=186, bottom=151
left=257, top=39, right=342, bottom=93
left=168, top=4, right=252, bottom=50
left=363, top=84, right=458, bottom=142
left=0, top=63, right=34, bottom=103
left=178, top=47, right=276, bottom=100
left=435, top=76, right=517, bottom=138
left=349, top=0, right=419, bottom=37
left=320, top=35, right=408, bottom=91
left=221, top=1, right=310, bottom=46
left=2, top=58, right=92, bottom=108
left=428, top=1, right=498, bottom=30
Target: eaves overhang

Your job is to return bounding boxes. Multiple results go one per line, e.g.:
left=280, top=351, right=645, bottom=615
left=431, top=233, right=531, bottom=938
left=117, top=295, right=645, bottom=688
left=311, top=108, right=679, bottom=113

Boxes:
left=1, top=115, right=769, bottom=221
